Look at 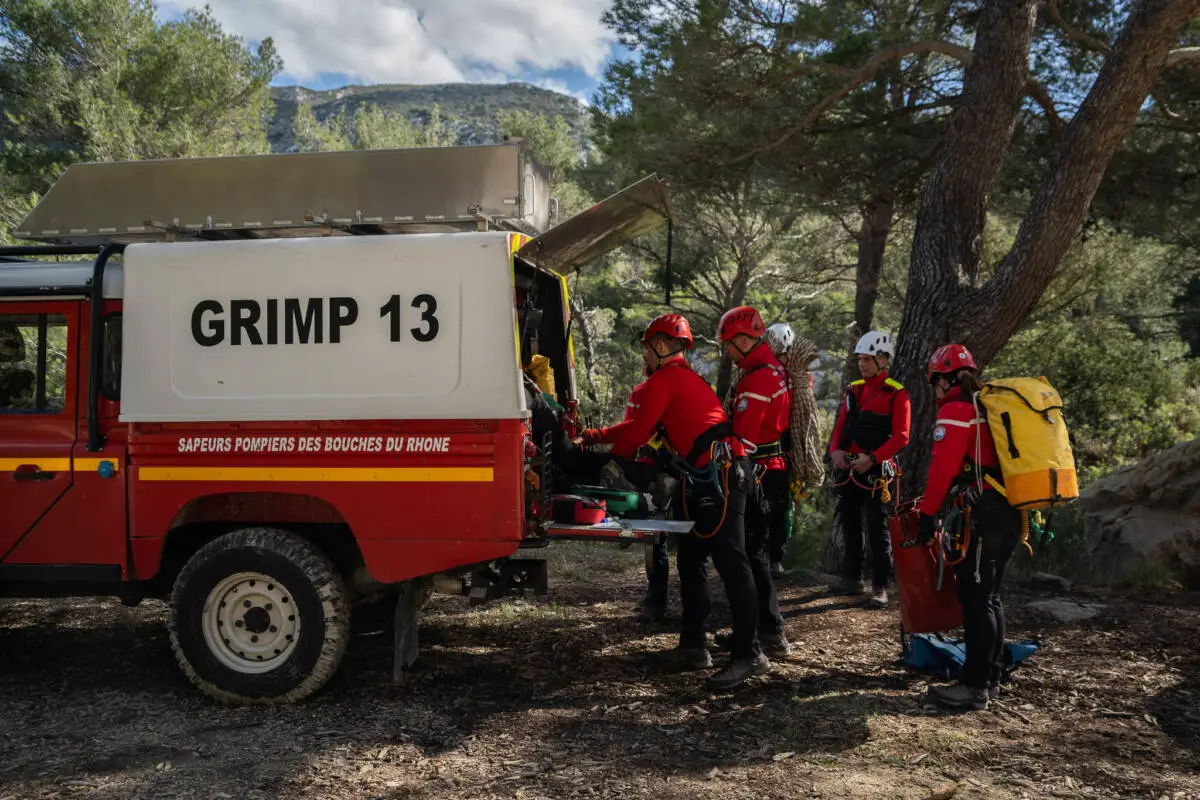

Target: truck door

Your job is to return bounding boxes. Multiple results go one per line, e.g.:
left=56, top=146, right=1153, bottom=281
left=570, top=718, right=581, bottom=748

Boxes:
left=0, top=302, right=79, bottom=561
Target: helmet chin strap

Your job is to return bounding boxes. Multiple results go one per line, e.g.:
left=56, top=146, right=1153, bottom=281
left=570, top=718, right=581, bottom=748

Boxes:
left=731, top=336, right=761, bottom=360
left=861, top=352, right=885, bottom=375
left=647, top=341, right=684, bottom=373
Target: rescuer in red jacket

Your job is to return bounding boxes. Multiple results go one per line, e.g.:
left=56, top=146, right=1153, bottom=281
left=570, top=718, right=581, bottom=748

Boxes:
left=829, top=330, right=910, bottom=607
left=918, top=344, right=1022, bottom=711
left=717, top=305, right=791, bottom=658
left=580, top=313, right=769, bottom=689
left=623, top=379, right=674, bottom=624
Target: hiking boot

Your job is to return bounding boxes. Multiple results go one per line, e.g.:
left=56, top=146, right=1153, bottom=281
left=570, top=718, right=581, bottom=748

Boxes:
left=867, top=586, right=889, bottom=608
left=769, top=561, right=784, bottom=578
left=707, top=654, right=771, bottom=690
left=713, top=631, right=790, bottom=658
left=928, top=682, right=989, bottom=711
left=833, top=578, right=866, bottom=596
left=663, top=645, right=713, bottom=671
left=634, top=603, right=666, bottom=624
left=761, top=632, right=793, bottom=659
left=989, top=681, right=1003, bottom=700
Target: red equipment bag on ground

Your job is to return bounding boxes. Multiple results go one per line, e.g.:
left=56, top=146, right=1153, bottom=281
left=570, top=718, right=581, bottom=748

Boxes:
left=889, top=500, right=963, bottom=634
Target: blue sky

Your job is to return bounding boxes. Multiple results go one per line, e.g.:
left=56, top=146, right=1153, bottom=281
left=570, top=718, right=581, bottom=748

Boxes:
left=157, top=0, right=628, bottom=104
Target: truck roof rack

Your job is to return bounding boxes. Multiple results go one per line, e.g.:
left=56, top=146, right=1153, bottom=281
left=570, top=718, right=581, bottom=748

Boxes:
left=13, top=141, right=551, bottom=247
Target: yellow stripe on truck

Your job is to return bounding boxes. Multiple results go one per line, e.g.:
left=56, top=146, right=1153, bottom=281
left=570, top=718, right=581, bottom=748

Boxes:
left=0, top=458, right=120, bottom=472
left=137, top=466, right=494, bottom=483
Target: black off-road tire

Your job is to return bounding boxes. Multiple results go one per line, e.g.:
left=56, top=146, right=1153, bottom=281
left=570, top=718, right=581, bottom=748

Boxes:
left=168, top=527, right=350, bottom=705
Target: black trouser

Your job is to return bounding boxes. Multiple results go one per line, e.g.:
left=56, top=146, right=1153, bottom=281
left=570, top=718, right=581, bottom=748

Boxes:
left=644, top=538, right=670, bottom=609
left=746, top=467, right=786, bottom=636
left=954, top=490, right=1021, bottom=689
left=837, top=476, right=892, bottom=588
left=676, top=457, right=761, bottom=661
left=767, top=469, right=792, bottom=564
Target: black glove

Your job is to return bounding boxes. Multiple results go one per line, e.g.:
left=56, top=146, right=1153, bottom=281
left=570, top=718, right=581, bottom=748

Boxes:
left=917, top=513, right=937, bottom=545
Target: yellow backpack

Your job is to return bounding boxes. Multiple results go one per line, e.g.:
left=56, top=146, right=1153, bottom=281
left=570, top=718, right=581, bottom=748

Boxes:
left=975, top=377, right=1078, bottom=510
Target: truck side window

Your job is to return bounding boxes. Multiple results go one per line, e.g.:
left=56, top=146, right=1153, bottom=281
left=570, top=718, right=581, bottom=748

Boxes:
left=102, top=313, right=121, bottom=401
left=0, top=313, right=68, bottom=413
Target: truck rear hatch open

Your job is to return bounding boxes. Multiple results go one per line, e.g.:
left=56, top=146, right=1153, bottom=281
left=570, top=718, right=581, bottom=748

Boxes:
left=515, top=175, right=670, bottom=275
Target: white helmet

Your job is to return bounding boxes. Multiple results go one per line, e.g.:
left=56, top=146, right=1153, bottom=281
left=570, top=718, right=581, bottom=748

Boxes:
left=854, top=330, right=894, bottom=358
left=765, top=322, right=795, bottom=355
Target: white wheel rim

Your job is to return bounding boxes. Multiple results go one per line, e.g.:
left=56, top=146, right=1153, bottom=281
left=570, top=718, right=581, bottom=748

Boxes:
left=201, top=571, right=301, bottom=674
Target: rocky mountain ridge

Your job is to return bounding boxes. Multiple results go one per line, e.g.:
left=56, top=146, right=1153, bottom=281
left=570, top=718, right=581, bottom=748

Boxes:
left=267, top=82, right=592, bottom=153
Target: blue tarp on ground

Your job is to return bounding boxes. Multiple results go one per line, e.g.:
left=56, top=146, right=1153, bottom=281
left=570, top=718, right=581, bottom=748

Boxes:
left=901, top=632, right=1041, bottom=679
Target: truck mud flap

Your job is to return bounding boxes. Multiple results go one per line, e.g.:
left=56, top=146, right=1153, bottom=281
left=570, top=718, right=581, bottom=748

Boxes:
left=545, top=519, right=695, bottom=543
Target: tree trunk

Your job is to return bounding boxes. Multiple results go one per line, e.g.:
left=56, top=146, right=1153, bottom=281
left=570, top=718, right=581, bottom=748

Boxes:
left=894, top=0, right=1200, bottom=494
left=841, top=194, right=896, bottom=386
left=827, top=195, right=896, bottom=575
left=714, top=259, right=752, bottom=399
left=716, top=354, right=735, bottom=401
left=894, top=0, right=1053, bottom=491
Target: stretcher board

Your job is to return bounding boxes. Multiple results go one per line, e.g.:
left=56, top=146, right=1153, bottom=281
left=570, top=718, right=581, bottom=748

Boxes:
left=545, top=518, right=694, bottom=543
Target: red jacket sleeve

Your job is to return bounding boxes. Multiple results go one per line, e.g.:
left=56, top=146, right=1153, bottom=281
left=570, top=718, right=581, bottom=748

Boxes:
left=918, top=405, right=973, bottom=516
left=873, top=388, right=911, bottom=462
left=594, top=384, right=645, bottom=444
left=600, top=375, right=672, bottom=459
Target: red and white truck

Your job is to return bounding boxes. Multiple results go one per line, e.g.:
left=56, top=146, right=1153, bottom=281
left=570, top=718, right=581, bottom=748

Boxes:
left=0, top=142, right=688, bottom=704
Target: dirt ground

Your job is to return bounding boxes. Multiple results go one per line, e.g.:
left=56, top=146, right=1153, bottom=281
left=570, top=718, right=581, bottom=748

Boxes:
left=2, top=543, right=1198, bottom=800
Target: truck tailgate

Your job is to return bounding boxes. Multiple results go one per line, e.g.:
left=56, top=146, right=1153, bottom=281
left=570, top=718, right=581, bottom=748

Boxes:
left=544, top=519, right=694, bottom=543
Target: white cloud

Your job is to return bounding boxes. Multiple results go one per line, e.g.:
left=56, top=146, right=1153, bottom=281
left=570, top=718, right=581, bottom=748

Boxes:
left=159, top=0, right=615, bottom=87
left=528, top=77, right=592, bottom=106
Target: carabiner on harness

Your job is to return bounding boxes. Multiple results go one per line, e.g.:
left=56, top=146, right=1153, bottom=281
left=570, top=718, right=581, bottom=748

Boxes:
left=675, top=440, right=737, bottom=540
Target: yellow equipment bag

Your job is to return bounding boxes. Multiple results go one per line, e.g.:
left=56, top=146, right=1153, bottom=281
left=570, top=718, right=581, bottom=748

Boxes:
left=525, top=354, right=557, bottom=402
left=976, top=377, right=1078, bottom=510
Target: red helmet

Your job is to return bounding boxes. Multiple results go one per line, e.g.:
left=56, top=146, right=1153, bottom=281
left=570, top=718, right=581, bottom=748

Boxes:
left=928, top=344, right=977, bottom=383
left=642, top=313, right=693, bottom=349
left=717, top=305, right=766, bottom=342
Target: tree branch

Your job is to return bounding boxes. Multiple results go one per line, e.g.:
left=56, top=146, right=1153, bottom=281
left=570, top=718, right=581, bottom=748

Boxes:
left=970, top=0, right=1200, bottom=363
left=1044, top=0, right=1198, bottom=70
left=1044, top=0, right=1113, bottom=54
left=726, top=37, right=1063, bottom=166
left=1024, top=78, right=1064, bottom=135
left=1165, top=46, right=1200, bottom=67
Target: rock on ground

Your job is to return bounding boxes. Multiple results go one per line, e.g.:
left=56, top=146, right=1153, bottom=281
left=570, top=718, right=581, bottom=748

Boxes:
left=1081, top=436, right=1200, bottom=587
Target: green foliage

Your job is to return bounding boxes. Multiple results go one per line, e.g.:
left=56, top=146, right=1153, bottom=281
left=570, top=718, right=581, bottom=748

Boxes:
left=1175, top=276, right=1200, bottom=358
left=0, top=174, right=36, bottom=244
left=498, top=110, right=578, bottom=178
left=1005, top=502, right=1094, bottom=585
left=498, top=109, right=591, bottom=218
left=0, top=0, right=282, bottom=195
left=292, top=102, right=455, bottom=152
left=12, top=317, right=67, bottom=410
left=783, top=486, right=838, bottom=573
left=989, top=223, right=1200, bottom=479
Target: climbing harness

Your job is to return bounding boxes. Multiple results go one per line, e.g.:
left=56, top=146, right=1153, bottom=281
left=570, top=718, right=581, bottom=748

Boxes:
left=676, top=440, right=736, bottom=539
left=832, top=457, right=901, bottom=510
